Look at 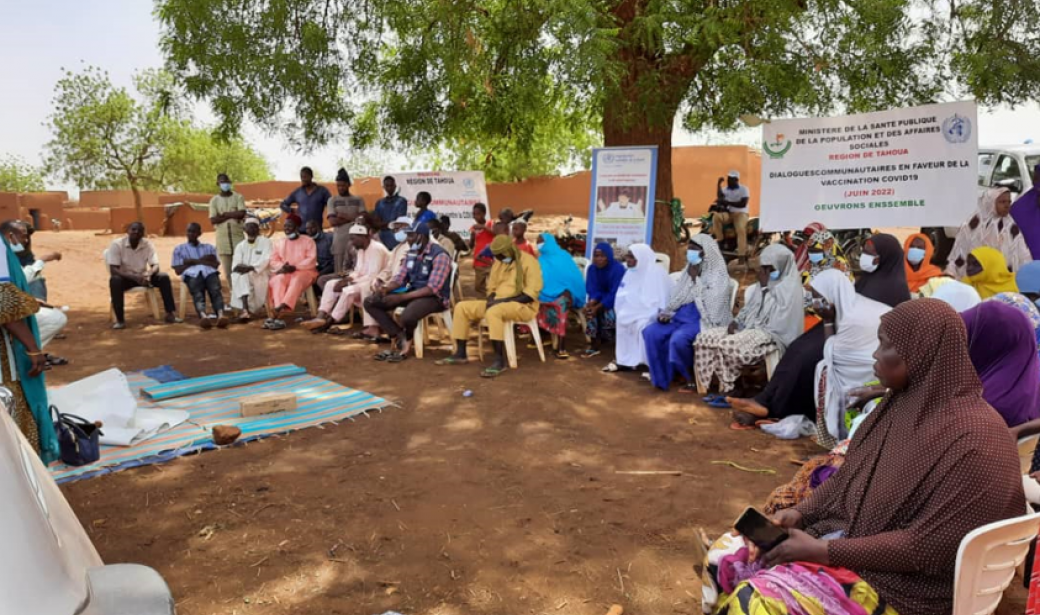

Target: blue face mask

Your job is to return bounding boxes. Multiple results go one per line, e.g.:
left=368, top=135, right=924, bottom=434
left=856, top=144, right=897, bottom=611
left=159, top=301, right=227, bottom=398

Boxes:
left=907, top=247, right=926, bottom=264
left=10, top=242, right=24, bottom=253
left=219, top=182, right=232, bottom=192
left=808, top=252, right=824, bottom=264
left=394, top=230, right=408, bottom=243
left=768, top=270, right=781, bottom=281
left=686, top=249, right=703, bottom=266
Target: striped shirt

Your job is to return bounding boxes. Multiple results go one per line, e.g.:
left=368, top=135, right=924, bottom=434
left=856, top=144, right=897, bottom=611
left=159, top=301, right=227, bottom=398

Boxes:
left=172, top=241, right=219, bottom=279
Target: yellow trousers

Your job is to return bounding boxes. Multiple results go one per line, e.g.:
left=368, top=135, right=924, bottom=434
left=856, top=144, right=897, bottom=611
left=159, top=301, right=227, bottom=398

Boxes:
left=452, top=299, right=538, bottom=341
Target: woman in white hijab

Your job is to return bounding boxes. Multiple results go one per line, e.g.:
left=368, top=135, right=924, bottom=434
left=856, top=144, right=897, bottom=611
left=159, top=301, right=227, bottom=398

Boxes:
left=930, top=280, right=983, bottom=312
left=696, top=244, right=803, bottom=399
left=808, top=269, right=891, bottom=449
left=604, top=243, right=673, bottom=372
left=946, top=187, right=1031, bottom=278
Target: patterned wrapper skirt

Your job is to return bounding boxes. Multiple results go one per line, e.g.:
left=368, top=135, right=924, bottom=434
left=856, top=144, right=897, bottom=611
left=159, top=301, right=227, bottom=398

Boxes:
left=537, top=293, right=572, bottom=337
left=694, top=327, right=775, bottom=393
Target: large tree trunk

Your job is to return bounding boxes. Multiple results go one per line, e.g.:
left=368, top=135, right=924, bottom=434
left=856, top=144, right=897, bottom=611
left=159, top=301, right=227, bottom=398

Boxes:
left=130, top=180, right=144, bottom=226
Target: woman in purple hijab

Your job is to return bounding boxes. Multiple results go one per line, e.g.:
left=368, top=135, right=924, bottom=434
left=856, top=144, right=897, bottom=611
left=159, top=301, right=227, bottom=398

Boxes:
left=1011, top=164, right=1040, bottom=258
left=962, top=300, right=1040, bottom=428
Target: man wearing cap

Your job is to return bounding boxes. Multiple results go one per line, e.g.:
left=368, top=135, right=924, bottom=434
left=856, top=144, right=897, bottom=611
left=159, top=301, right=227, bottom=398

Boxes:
left=209, top=172, right=247, bottom=288
left=280, top=166, right=332, bottom=227
left=267, top=213, right=318, bottom=324
left=230, top=217, right=273, bottom=320
left=712, top=170, right=751, bottom=260
left=373, top=176, right=409, bottom=249
left=326, top=167, right=367, bottom=274
left=363, top=222, right=452, bottom=361
left=437, top=235, right=543, bottom=378
left=304, top=224, right=391, bottom=333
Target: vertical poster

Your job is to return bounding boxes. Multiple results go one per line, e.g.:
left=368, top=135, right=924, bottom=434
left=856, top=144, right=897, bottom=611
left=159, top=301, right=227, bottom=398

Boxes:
left=390, top=171, right=489, bottom=239
left=586, top=147, right=658, bottom=258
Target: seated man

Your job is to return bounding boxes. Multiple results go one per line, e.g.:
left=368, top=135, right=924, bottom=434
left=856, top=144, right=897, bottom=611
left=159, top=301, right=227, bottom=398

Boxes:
left=172, top=222, right=228, bottom=329
left=304, top=224, right=390, bottom=332
left=437, top=215, right=469, bottom=254
left=231, top=218, right=272, bottom=321
left=0, top=220, right=67, bottom=358
left=11, top=222, right=60, bottom=300
left=438, top=235, right=543, bottom=378
left=107, top=222, right=178, bottom=329
left=266, top=214, right=318, bottom=328
left=427, top=217, right=457, bottom=259
left=305, top=218, right=335, bottom=277
left=363, top=222, right=452, bottom=361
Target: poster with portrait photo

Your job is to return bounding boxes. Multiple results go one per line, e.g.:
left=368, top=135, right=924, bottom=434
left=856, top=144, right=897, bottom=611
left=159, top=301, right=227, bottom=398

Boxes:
left=586, top=147, right=658, bottom=258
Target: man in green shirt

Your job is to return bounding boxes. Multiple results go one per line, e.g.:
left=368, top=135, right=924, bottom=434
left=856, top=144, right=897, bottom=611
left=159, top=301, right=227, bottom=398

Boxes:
left=208, top=173, right=247, bottom=288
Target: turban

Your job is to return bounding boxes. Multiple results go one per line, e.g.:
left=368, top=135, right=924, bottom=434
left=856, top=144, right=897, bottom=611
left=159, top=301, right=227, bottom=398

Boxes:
left=491, top=235, right=525, bottom=292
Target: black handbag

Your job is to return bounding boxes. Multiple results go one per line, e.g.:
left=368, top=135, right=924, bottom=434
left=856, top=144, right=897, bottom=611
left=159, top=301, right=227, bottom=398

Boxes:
left=51, top=405, right=102, bottom=466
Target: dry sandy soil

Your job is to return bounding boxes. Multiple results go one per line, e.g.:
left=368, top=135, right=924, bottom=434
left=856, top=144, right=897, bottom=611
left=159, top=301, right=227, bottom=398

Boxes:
left=30, top=230, right=1023, bottom=615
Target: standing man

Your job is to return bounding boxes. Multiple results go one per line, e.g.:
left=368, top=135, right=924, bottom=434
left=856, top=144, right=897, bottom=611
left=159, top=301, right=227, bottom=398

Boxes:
left=711, top=170, right=751, bottom=260
left=231, top=218, right=272, bottom=321
left=208, top=172, right=247, bottom=288
left=172, top=222, right=228, bottom=329
left=280, top=166, right=332, bottom=228
left=107, top=222, right=178, bottom=329
left=373, top=176, right=409, bottom=249
left=363, top=222, right=452, bottom=361
left=469, top=203, right=495, bottom=296
left=326, top=167, right=366, bottom=275
left=413, top=191, right=437, bottom=225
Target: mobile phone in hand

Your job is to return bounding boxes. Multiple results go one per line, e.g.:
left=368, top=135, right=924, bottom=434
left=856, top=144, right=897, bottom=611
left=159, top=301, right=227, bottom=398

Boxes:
left=734, top=507, right=789, bottom=552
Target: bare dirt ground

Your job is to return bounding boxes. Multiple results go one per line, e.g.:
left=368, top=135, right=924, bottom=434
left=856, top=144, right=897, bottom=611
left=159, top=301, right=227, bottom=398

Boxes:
left=33, top=230, right=1023, bottom=615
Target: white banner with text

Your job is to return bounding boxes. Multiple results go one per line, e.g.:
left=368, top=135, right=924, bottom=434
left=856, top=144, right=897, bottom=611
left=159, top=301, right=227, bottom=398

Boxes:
left=392, top=170, right=489, bottom=239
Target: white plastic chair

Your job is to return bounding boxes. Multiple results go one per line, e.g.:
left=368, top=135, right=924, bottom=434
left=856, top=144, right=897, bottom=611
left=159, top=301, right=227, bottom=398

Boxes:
left=477, top=316, right=546, bottom=368
left=654, top=251, right=670, bottom=272
left=103, top=249, right=162, bottom=322
left=952, top=511, right=1040, bottom=615
left=266, top=285, right=318, bottom=318
left=1019, top=434, right=1039, bottom=475
left=412, top=262, right=458, bottom=359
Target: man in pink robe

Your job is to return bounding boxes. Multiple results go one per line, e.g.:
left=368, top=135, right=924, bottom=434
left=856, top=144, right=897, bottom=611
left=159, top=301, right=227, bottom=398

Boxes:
left=268, top=214, right=318, bottom=316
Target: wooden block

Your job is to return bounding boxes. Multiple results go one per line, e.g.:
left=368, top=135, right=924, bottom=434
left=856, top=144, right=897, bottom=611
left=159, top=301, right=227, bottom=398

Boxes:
left=239, top=391, right=298, bottom=417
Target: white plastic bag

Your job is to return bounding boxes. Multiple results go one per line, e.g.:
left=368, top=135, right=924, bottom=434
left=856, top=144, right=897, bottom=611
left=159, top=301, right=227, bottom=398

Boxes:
left=760, top=415, right=816, bottom=440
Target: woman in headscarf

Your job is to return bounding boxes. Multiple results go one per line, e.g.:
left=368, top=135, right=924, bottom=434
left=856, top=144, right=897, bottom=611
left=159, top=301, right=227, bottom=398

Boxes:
left=903, top=232, right=944, bottom=294
left=794, top=222, right=826, bottom=272
left=962, top=246, right=1018, bottom=299
left=800, top=227, right=851, bottom=287
left=1011, top=163, right=1040, bottom=258
left=695, top=244, right=802, bottom=398
left=603, top=243, right=672, bottom=372
left=962, top=301, right=1040, bottom=428
left=700, top=299, right=1025, bottom=615
left=643, top=235, right=731, bottom=391
left=854, top=233, right=910, bottom=307
left=808, top=270, right=892, bottom=448
left=947, top=186, right=1031, bottom=278
left=930, top=279, right=982, bottom=312
left=534, top=233, right=586, bottom=359
left=582, top=242, right=625, bottom=358
left=989, top=292, right=1040, bottom=358
left=0, top=237, right=58, bottom=462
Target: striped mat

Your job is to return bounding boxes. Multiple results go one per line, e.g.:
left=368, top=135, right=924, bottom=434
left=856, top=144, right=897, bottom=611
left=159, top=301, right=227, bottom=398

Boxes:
left=48, top=369, right=390, bottom=484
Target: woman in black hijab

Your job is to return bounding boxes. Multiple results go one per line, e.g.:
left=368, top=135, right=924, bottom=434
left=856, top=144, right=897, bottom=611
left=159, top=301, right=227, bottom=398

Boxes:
left=855, top=233, right=911, bottom=307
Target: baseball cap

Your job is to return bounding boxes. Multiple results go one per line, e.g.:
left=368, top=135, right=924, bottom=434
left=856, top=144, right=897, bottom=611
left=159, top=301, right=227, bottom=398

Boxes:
left=391, top=216, right=412, bottom=227
left=348, top=224, right=368, bottom=235
left=408, top=221, right=431, bottom=237
left=728, top=170, right=740, bottom=179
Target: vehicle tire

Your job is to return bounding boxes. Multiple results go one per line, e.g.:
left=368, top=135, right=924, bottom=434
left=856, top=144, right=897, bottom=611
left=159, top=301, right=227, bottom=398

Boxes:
left=921, top=227, right=954, bottom=268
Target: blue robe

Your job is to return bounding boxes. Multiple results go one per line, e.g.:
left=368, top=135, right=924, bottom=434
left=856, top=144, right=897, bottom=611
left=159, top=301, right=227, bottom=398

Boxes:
left=643, top=302, right=701, bottom=390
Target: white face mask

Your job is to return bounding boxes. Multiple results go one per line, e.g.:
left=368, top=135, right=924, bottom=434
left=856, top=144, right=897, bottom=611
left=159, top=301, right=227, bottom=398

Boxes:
left=9, top=241, right=24, bottom=253
left=287, top=232, right=299, bottom=240
left=859, top=253, right=879, bottom=273
left=394, top=230, right=408, bottom=243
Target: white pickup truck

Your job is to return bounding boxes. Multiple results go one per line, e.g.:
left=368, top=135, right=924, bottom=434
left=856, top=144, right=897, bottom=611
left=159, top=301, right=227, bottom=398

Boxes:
left=927, top=144, right=1040, bottom=265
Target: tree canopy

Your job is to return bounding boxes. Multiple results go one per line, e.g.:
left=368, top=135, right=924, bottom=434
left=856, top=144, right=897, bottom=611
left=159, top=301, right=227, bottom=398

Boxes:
left=158, top=0, right=1040, bottom=251
left=0, top=155, right=46, bottom=193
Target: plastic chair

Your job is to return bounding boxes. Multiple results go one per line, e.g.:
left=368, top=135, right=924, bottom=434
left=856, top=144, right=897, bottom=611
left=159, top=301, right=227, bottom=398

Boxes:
left=103, top=249, right=162, bottom=322
left=265, top=285, right=318, bottom=318
left=952, top=511, right=1040, bottom=615
left=654, top=252, right=670, bottom=272
left=476, top=316, right=546, bottom=368
left=1019, top=435, right=1039, bottom=475
left=412, top=262, right=458, bottom=359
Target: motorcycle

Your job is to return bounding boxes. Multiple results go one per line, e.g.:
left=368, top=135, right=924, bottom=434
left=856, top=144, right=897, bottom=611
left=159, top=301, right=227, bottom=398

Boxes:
left=698, top=205, right=775, bottom=262
left=554, top=216, right=587, bottom=257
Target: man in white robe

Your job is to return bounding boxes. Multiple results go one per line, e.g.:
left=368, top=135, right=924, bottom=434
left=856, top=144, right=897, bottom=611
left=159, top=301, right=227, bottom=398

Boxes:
left=230, top=219, right=272, bottom=319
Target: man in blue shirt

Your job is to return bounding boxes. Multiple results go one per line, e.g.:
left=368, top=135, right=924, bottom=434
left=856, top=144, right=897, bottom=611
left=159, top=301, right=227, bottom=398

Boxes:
left=172, top=222, right=227, bottom=329
left=373, top=176, right=409, bottom=249
left=280, top=166, right=332, bottom=227
left=414, top=191, right=438, bottom=225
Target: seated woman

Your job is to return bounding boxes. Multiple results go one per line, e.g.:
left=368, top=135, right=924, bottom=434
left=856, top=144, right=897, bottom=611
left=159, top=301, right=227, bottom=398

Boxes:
left=800, top=227, right=851, bottom=291
left=695, top=244, right=802, bottom=400
left=603, top=243, right=672, bottom=372
left=989, top=291, right=1040, bottom=360
left=854, top=233, right=910, bottom=307
left=963, top=301, right=1040, bottom=429
left=962, top=246, right=1018, bottom=299
left=582, top=242, right=625, bottom=358
left=534, top=233, right=586, bottom=359
left=701, top=299, right=1026, bottom=615
left=643, top=235, right=732, bottom=391
left=947, top=186, right=1032, bottom=278
left=903, top=232, right=943, bottom=294
left=930, top=279, right=982, bottom=311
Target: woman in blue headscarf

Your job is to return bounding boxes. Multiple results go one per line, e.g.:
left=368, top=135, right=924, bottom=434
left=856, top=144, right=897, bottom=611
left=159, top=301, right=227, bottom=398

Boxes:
left=582, top=242, right=625, bottom=358
left=535, top=234, right=586, bottom=359
left=0, top=235, right=57, bottom=463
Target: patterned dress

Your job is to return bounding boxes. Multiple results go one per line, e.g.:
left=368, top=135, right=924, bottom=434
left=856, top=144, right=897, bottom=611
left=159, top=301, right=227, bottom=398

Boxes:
left=0, top=283, right=43, bottom=452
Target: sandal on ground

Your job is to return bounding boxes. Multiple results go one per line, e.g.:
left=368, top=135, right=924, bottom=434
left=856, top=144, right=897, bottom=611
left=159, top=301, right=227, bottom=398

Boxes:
left=216, top=315, right=229, bottom=329
left=263, top=319, right=286, bottom=330
left=480, top=366, right=508, bottom=378
left=702, top=393, right=724, bottom=403
left=678, top=383, right=698, bottom=394
left=729, top=421, right=757, bottom=431
left=554, top=350, right=570, bottom=360
left=386, top=351, right=407, bottom=363
left=580, top=349, right=600, bottom=359
left=526, top=339, right=550, bottom=350
left=45, top=354, right=69, bottom=366
left=707, top=398, right=732, bottom=409
left=302, top=318, right=330, bottom=331
left=327, top=326, right=352, bottom=336
left=435, top=356, right=469, bottom=366
left=601, top=361, right=619, bottom=373
left=755, top=419, right=778, bottom=427
left=374, top=349, right=396, bottom=361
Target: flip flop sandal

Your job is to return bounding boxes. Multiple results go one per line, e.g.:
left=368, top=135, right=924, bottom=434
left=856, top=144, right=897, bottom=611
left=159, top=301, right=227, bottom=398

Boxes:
left=386, top=351, right=407, bottom=363
left=640, top=372, right=651, bottom=381
left=579, top=349, right=601, bottom=359
left=755, top=419, right=778, bottom=427
left=435, top=356, right=469, bottom=366
left=374, top=350, right=395, bottom=361
left=46, top=355, right=70, bottom=366
left=702, top=393, right=724, bottom=403
left=480, top=366, right=508, bottom=378
left=678, top=383, right=698, bottom=394
left=729, top=421, right=757, bottom=431
left=708, top=399, right=732, bottom=409
left=554, top=350, right=570, bottom=360
left=601, top=361, right=619, bottom=373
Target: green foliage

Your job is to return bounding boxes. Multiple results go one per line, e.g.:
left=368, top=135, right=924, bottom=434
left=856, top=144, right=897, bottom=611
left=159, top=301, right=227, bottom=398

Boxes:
left=0, top=155, right=46, bottom=192
left=161, top=124, right=272, bottom=192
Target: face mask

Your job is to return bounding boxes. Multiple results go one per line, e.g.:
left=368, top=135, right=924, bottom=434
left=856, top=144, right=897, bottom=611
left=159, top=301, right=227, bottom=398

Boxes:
left=808, top=252, right=824, bottom=264
left=686, top=250, right=703, bottom=266
left=394, top=230, right=408, bottom=243
left=907, top=247, right=926, bottom=264
left=10, top=242, right=23, bottom=253
left=859, top=253, right=879, bottom=273
left=287, top=232, right=299, bottom=240
left=626, top=262, right=636, bottom=269
left=501, top=257, right=514, bottom=264
left=768, top=270, right=781, bottom=281
left=219, top=182, right=232, bottom=192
